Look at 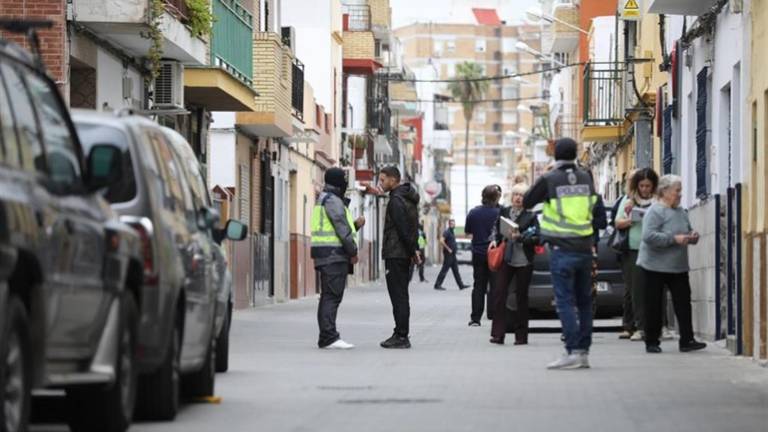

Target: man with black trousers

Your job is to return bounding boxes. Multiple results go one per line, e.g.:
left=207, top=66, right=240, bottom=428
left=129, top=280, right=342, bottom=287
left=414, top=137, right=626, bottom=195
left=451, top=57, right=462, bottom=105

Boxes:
left=465, top=185, right=501, bottom=326
left=378, top=166, right=421, bottom=349
left=434, top=219, right=470, bottom=290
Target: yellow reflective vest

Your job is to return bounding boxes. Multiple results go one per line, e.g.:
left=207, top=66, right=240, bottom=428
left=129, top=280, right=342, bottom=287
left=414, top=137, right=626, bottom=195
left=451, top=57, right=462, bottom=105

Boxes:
left=539, top=169, right=597, bottom=239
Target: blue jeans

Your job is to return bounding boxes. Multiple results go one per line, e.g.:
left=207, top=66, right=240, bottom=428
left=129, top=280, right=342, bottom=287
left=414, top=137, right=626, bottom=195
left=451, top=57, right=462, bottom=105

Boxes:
left=550, top=249, right=594, bottom=353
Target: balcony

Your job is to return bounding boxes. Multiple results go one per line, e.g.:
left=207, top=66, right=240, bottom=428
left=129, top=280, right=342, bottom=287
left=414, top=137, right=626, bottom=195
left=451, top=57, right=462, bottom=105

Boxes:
left=343, top=4, right=371, bottom=31
left=582, top=63, right=626, bottom=143
left=236, top=32, right=294, bottom=137
left=72, top=0, right=208, bottom=64
left=369, top=0, right=392, bottom=35
left=342, top=4, right=381, bottom=74
left=550, top=2, right=579, bottom=55
left=648, top=0, right=720, bottom=15
left=183, top=0, right=256, bottom=111
left=291, top=58, right=305, bottom=121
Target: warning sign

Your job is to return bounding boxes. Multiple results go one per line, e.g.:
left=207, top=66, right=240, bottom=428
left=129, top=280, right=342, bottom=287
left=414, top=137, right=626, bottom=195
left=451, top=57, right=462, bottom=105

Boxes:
left=621, top=0, right=641, bottom=21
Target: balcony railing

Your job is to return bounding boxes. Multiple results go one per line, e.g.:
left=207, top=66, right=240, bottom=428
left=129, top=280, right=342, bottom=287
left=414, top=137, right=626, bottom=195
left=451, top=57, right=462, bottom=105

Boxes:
left=291, top=58, right=305, bottom=121
left=343, top=5, right=372, bottom=31
left=583, top=63, right=625, bottom=125
left=165, top=0, right=190, bottom=22
left=211, top=0, right=254, bottom=85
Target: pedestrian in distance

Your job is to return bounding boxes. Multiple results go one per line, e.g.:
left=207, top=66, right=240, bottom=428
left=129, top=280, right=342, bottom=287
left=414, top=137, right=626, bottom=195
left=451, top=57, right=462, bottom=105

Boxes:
left=410, top=223, right=428, bottom=283
left=311, top=168, right=365, bottom=350
left=465, top=185, right=501, bottom=326
left=433, top=219, right=470, bottom=291
left=489, top=183, right=540, bottom=345
left=523, top=137, right=597, bottom=370
left=378, top=166, right=421, bottom=349
left=614, top=168, right=660, bottom=342
left=637, top=175, right=707, bottom=354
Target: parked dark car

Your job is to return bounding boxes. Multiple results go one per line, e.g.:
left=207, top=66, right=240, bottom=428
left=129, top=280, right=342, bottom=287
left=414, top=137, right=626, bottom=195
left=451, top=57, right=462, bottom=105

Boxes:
left=528, top=207, right=625, bottom=318
left=0, top=24, right=143, bottom=432
left=72, top=111, right=245, bottom=421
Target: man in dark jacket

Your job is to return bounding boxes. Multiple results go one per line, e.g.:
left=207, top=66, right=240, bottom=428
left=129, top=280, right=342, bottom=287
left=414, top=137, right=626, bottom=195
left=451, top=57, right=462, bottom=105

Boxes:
left=464, top=185, right=501, bottom=325
left=434, top=219, right=469, bottom=291
left=311, top=168, right=365, bottom=349
left=378, top=166, right=421, bottom=349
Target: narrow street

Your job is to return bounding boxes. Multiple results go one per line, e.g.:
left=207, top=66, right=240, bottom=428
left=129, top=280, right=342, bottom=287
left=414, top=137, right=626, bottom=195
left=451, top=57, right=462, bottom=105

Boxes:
left=63, top=265, right=768, bottom=432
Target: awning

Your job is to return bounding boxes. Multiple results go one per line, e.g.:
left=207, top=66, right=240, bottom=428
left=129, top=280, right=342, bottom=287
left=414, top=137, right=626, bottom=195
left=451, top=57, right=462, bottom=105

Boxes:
left=343, top=59, right=382, bottom=75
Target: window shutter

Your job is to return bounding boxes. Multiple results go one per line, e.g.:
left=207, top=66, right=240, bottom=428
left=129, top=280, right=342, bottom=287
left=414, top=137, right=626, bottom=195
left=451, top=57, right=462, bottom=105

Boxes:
left=663, top=105, right=674, bottom=174
left=695, top=67, right=709, bottom=198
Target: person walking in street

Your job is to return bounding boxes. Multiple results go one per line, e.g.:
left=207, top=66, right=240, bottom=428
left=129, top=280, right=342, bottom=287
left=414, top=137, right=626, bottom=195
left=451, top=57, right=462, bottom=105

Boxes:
left=637, top=175, right=707, bottom=354
left=410, top=223, right=428, bottom=283
left=523, top=138, right=597, bottom=369
left=311, top=168, right=365, bottom=350
left=434, top=219, right=470, bottom=291
left=614, top=168, right=659, bottom=342
left=378, top=166, right=421, bottom=349
left=489, top=183, right=539, bottom=344
left=465, top=185, right=501, bottom=326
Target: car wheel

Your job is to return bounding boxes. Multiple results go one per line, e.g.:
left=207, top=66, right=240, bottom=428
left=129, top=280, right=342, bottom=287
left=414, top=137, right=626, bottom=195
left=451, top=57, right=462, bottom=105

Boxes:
left=67, top=294, right=138, bottom=432
left=182, top=334, right=216, bottom=399
left=1, top=296, right=31, bottom=432
left=135, top=322, right=180, bottom=421
left=214, top=302, right=231, bottom=373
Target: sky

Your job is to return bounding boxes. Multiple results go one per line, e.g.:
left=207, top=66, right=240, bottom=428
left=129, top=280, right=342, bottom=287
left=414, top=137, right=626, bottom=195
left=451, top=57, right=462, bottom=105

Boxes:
left=390, top=0, right=541, bottom=29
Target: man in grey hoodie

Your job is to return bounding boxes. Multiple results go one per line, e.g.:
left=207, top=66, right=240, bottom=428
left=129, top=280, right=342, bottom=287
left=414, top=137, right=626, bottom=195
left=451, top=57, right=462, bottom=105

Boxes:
left=311, top=168, right=365, bottom=349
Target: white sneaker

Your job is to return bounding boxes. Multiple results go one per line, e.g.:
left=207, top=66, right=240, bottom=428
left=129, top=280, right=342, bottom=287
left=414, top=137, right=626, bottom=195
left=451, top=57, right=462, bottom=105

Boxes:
left=546, top=352, right=583, bottom=370
left=575, top=350, right=590, bottom=369
left=322, top=339, right=355, bottom=350
left=661, top=327, right=675, bottom=341
left=630, top=331, right=644, bottom=342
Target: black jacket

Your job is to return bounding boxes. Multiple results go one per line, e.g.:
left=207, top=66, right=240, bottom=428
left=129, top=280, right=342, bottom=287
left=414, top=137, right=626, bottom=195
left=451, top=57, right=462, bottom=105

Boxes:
left=491, top=207, right=540, bottom=264
left=383, top=183, right=420, bottom=260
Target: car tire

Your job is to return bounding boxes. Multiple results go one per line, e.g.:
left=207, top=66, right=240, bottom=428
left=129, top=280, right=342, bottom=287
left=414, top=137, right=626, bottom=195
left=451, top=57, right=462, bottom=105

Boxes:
left=135, top=322, right=180, bottom=421
left=1, top=296, right=31, bottom=432
left=214, top=302, right=231, bottom=373
left=182, top=335, right=216, bottom=399
left=66, top=294, right=138, bottom=432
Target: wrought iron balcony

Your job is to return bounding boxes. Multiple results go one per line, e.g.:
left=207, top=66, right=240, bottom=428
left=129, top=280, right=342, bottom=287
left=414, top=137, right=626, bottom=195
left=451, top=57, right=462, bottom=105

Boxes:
left=583, top=62, right=625, bottom=126
left=291, top=57, right=305, bottom=121
left=343, top=4, right=372, bottom=32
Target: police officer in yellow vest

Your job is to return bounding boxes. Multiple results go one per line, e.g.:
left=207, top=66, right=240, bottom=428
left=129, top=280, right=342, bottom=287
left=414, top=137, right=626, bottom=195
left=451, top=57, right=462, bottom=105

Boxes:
left=311, top=168, right=365, bottom=349
left=410, top=223, right=428, bottom=283
left=523, top=138, right=598, bottom=370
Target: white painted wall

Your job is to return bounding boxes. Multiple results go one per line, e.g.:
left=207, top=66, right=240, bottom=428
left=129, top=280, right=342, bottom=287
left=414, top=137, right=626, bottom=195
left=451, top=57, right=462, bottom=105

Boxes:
left=347, top=76, right=367, bottom=132
left=450, top=165, right=507, bottom=224
left=209, top=130, right=236, bottom=188
left=96, top=47, right=143, bottom=110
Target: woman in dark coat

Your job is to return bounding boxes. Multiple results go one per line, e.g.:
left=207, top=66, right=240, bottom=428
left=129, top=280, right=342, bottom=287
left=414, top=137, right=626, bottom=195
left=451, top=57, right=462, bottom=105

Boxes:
left=489, top=183, right=540, bottom=345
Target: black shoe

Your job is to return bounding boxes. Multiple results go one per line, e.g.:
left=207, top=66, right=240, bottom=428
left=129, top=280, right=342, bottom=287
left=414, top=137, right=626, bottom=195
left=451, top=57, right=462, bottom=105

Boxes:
left=646, top=345, right=662, bottom=354
left=421, top=279, right=429, bottom=283
left=434, top=286, right=446, bottom=291
left=489, top=337, right=504, bottom=345
left=459, top=285, right=471, bottom=290
left=679, top=340, right=707, bottom=352
left=468, top=320, right=481, bottom=327
left=380, top=334, right=411, bottom=349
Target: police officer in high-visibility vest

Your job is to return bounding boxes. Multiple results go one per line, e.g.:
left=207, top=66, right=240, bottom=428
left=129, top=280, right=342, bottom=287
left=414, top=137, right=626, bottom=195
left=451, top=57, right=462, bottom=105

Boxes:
left=311, top=168, right=365, bottom=349
left=523, top=138, right=598, bottom=370
left=410, top=223, right=428, bottom=283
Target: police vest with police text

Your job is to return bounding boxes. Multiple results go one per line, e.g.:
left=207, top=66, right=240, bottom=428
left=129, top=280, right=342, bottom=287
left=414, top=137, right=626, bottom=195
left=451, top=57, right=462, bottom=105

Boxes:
left=539, top=168, right=597, bottom=239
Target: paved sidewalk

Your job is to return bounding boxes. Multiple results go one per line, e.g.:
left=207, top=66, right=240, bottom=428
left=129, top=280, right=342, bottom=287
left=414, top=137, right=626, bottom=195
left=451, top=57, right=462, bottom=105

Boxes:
left=123, top=265, right=768, bottom=432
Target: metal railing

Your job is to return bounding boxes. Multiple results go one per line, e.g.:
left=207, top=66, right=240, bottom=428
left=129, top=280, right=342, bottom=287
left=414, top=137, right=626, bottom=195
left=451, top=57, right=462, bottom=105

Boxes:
left=343, top=4, right=371, bottom=31
left=291, top=58, right=305, bottom=120
left=583, top=62, right=624, bottom=125
left=164, top=0, right=190, bottom=22
left=211, top=0, right=253, bottom=85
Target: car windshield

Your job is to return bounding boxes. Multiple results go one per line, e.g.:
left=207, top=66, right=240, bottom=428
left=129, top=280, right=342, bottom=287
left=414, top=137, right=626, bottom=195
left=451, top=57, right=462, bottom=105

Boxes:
left=75, top=122, right=137, bottom=204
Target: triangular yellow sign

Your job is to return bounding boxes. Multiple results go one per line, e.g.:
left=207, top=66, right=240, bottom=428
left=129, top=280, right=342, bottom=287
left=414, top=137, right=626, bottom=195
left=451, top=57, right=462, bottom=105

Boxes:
left=625, top=0, right=639, bottom=10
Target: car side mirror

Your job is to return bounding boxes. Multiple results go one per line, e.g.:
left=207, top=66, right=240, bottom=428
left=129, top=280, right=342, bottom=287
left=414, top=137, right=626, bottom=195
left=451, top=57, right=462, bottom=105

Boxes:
left=86, top=144, right=123, bottom=192
left=224, top=220, right=248, bottom=241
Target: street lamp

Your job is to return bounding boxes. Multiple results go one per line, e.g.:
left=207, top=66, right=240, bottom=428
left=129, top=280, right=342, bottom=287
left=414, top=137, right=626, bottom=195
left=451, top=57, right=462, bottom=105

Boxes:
left=517, top=104, right=532, bottom=113
left=515, top=41, right=567, bottom=68
left=525, top=6, right=589, bottom=35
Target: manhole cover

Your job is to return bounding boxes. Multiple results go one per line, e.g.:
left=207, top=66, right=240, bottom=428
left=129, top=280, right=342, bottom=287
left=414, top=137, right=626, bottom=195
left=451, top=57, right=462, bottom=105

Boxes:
left=338, top=398, right=442, bottom=404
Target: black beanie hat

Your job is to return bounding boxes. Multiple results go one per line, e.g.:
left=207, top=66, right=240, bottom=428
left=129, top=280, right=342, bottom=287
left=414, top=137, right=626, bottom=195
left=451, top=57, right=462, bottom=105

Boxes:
left=554, top=138, right=578, bottom=161
left=325, top=167, right=347, bottom=190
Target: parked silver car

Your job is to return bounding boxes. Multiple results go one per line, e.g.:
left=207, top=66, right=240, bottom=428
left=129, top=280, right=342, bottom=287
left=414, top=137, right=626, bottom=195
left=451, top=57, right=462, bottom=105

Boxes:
left=73, top=111, right=245, bottom=421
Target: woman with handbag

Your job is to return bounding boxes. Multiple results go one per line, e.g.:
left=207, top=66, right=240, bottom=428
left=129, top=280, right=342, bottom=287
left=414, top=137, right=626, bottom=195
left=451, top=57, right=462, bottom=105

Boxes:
left=488, top=183, right=540, bottom=345
left=614, top=168, right=659, bottom=341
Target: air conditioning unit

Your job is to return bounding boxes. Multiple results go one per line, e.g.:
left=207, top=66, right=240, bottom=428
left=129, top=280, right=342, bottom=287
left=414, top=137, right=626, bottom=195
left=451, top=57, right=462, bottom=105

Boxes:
left=153, top=62, right=184, bottom=109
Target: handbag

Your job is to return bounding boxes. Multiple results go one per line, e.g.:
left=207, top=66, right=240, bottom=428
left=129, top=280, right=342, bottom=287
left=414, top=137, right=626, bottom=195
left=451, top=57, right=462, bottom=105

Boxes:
left=608, top=227, right=629, bottom=254
left=488, top=240, right=507, bottom=272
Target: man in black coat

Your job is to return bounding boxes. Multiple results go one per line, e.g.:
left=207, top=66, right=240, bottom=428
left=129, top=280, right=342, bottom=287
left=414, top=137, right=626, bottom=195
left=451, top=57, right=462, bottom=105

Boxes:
left=377, top=166, right=421, bottom=349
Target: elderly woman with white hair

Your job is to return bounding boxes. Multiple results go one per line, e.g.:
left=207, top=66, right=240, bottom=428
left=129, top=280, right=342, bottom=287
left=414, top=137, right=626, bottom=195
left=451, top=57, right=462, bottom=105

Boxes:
left=488, top=183, right=540, bottom=345
left=637, top=175, right=707, bottom=354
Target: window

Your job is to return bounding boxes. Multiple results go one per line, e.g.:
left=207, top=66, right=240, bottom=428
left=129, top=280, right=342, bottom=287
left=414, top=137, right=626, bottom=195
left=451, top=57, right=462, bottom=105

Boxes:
left=0, top=70, right=19, bottom=167
left=474, top=135, right=485, bottom=147
left=475, top=39, right=486, bottom=52
left=475, top=110, right=486, bottom=124
left=503, top=111, right=518, bottom=124
left=1, top=64, right=45, bottom=175
left=446, top=40, right=456, bottom=52
left=502, top=86, right=519, bottom=100
left=145, top=128, right=187, bottom=219
left=503, top=134, right=516, bottom=147
left=25, top=72, right=83, bottom=190
left=76, top=123, right=137, bottom=203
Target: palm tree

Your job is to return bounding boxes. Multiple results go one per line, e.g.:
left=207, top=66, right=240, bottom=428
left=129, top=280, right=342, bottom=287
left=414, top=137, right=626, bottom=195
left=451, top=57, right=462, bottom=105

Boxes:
left=447, top=62, right=489, bottom=218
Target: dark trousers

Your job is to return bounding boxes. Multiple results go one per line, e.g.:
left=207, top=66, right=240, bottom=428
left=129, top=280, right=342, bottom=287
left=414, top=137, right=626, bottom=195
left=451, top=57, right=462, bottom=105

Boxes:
left=550, top=249, right=594, bottom=353
left=642, top=268, right=695, bottom=347
left=317, top=262, right=349, bottom=347
left=491, top=264, right=533, bottom=341
left=409, top=249, right=426, bottom=282
left=385, top=259, right=412, bottom=337
left=470, top=253, right=494, bottom=322
left=434, top=253, right=464, bottom=288
left=620, top=250, right=639, bottom=331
